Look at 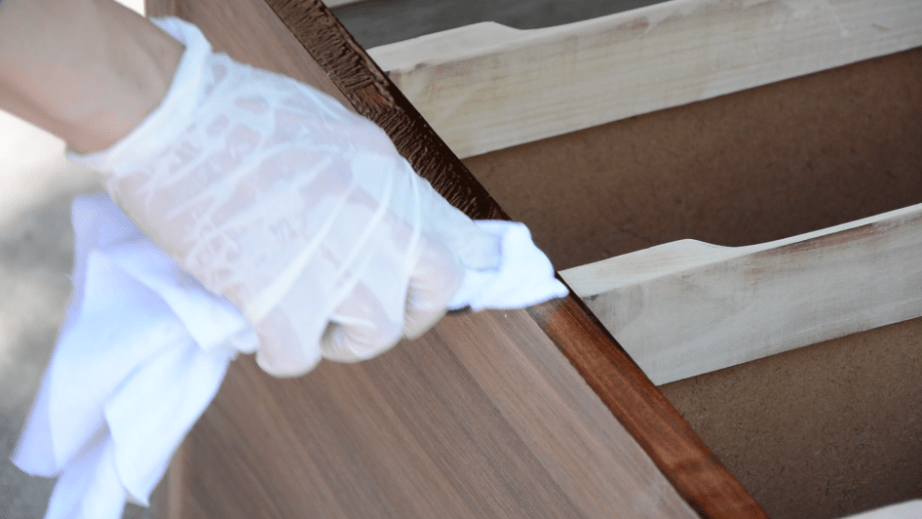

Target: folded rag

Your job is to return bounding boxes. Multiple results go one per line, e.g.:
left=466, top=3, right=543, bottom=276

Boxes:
left=12, top=194, right=567, bottom=519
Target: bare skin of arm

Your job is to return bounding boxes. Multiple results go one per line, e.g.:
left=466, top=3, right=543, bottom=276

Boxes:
left=0, top=0, right=183, bottom=154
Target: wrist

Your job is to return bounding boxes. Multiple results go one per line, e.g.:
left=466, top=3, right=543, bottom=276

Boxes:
left=0, top=0, right=184, bottom=153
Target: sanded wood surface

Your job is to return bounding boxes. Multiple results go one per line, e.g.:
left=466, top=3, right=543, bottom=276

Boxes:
left=147, top=0, right=765, bottom=516
left=562, top=203, right=922, bottom=384
left=173, top=311, right=698, bottom=518
left=369, top=0, right=922, bottom=158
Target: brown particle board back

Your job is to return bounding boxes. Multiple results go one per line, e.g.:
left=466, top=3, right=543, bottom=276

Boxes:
left=146, top=0, right=764, bottom=517
left=661, top=317, right=922, bottom=519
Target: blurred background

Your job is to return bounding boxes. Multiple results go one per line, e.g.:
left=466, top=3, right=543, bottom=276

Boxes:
left=0, top=2, right=163, bottom=518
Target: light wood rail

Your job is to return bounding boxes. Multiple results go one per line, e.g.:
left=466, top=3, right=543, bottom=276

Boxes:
left=369, top=0, right=922, bottom=158
left=562, top=203, right=922, bottom=385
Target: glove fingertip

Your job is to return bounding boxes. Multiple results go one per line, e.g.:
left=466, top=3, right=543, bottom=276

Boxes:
left=253, top=310, right=323, bottom=378
left=402, top=236, right=464, bottom=338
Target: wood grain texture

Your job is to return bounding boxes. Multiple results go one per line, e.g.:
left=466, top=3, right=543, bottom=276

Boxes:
left=146, top=0, right=765, bottom=516
left=562, top=203, right=922, bottom=384
left=369, top=0, right=922, bottom=158
left=175, top=311, right=699, bottom=518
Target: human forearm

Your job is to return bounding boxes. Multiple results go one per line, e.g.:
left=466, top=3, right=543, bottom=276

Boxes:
left=0, top=0, right=183, bottom=153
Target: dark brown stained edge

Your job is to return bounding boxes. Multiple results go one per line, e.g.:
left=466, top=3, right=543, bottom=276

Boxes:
left=263, top=0, right=506, bottom=221
left=529, top=282, right=768, bottom=518
left=167, top=0, right=768, bottom=516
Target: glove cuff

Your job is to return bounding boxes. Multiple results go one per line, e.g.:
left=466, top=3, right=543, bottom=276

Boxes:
left=66, top=17, right=213, bottom=174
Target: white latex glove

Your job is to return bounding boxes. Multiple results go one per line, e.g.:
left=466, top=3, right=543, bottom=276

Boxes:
left=67, top=17, right=500, bottom=377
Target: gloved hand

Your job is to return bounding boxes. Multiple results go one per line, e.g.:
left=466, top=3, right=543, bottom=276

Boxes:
left=67, top=17, right=500, bottom=377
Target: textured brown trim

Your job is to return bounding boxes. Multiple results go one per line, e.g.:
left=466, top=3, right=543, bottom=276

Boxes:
left=264, top=0, right=506, bottom=221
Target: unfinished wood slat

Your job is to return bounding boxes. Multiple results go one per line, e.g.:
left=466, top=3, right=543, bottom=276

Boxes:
left=839, top=500, right=922, bottom=519
left=369, top=0, right=922, bottom=158
left=147, top=0, right=766, bottom=516
left=562, top=203, right=922, bottom=385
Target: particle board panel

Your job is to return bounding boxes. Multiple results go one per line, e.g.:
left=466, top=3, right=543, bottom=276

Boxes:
left=660, top=317, right=922, bottom=519
left=146, top=0, right=763, bottom=517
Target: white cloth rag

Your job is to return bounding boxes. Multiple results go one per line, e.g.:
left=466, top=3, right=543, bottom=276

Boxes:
left=12, top=193, right=567, bottom=519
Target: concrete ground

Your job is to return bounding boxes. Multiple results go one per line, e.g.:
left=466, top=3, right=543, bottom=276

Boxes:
left=0, top=4, right=163, bottom=518
left=0, top=1, right=660, bottom=517
left=0, top=112, right=111, bottom=519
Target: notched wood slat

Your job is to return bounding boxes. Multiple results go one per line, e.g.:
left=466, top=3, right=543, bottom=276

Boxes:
left=369, top=0, right=922, bottom=158
left=563, top=203, right=922, bottom=385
